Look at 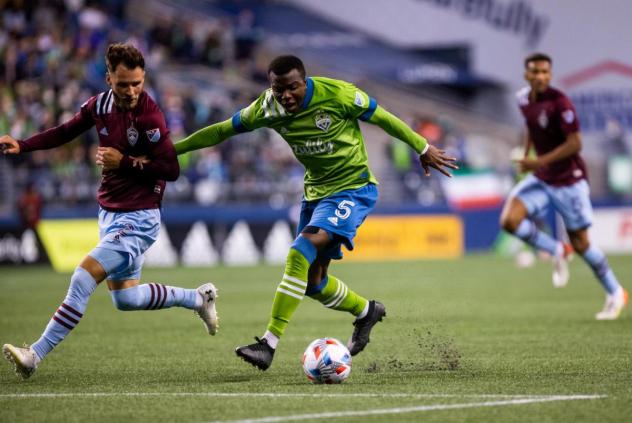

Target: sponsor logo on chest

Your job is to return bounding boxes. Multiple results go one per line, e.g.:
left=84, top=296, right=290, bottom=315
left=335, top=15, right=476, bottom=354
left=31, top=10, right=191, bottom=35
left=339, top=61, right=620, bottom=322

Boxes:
left=292, top=138, right=334, bottom=156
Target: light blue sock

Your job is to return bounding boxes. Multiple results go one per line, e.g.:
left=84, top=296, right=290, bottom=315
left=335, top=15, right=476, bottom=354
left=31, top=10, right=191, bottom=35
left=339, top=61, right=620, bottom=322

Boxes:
left=513, top=219, right=560, bottom=256
left=31, top=267, right=97, bottom=360
left=111, top=283, right=199, bottom=311
left=581, top=246, right=621, bottom=295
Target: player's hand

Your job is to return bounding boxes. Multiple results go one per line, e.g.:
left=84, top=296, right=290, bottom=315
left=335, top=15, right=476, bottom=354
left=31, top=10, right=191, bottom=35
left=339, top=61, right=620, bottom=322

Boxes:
left=419, top=144, right=458, bottom=177
left=0, top=135, right=20, bottom=154
left=96, top=147, right=123, bottom=171
left=513, top=157, right=542, bottom=172
left=130, top=155, right=150, bottom=170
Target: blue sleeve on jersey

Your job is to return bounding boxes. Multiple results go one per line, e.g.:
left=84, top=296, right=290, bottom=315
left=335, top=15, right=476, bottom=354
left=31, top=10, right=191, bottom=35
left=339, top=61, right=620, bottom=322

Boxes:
left=359, top=97, right=377, bottom=121
left=231, top=111, right=248, bottom=133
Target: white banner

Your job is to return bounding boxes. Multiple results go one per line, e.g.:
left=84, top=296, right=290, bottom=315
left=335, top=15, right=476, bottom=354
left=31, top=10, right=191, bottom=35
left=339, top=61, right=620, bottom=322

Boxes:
left=589, top=207, right=632, bottom=253
left=291, top=0, right=632, bottom=94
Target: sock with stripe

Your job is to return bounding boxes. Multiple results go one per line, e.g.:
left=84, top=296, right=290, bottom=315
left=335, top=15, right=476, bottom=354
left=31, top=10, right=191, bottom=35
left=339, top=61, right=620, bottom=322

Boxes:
left=512, top=219, right=560, bottom=256
left=581, top=246, right=622, bottom=295
left=265, top=236, right=317, bottom=343
left=111, top=283, right=200, bottom=311
left=306, top=275, right=368, bottom=317
left=31, top=267, right=97, bottom=360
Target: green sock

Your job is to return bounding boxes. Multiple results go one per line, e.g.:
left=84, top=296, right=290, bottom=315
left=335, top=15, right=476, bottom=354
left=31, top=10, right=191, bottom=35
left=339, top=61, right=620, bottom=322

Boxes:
left=307, top=275, right=368, bottom=316
left=266, top=248, right=310, bottom=337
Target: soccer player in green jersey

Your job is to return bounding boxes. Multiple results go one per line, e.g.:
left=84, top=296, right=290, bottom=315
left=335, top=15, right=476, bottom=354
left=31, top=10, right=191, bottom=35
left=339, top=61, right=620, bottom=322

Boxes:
left=175, top=55, right=457, bottom=370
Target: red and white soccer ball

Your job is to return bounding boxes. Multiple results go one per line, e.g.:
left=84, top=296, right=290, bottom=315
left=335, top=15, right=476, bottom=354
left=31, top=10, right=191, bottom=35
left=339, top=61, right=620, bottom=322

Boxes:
left=302, top=338, right=352, bottom=384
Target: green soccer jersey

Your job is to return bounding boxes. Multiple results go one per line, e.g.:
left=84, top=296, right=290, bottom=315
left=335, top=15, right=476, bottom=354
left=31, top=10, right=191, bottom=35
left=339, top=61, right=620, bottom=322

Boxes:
left=232, top=77, right=379, bottom=201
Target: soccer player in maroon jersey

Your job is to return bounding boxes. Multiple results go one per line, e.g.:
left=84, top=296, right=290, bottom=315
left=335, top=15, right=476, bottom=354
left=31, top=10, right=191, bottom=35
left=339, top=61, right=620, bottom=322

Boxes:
left=500, top=53, right=628, bottom=320
left=1, top=44, right=218, bottom=380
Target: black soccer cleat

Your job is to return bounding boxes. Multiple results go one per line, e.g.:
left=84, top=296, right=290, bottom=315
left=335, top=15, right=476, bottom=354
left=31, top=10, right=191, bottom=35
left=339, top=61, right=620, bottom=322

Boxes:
left=235, top=337, right=275, bottom=371
left=347, top=300, right=386, bottom=356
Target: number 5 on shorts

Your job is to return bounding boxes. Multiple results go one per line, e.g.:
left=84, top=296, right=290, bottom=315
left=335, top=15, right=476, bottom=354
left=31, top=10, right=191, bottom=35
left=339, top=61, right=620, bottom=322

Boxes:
left=335, top=200, right=356, bottom=220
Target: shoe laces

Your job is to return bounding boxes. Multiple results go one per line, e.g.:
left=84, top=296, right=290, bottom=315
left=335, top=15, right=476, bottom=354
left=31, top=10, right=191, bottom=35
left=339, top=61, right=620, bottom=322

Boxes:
left=252, top=337, right=271, bottom=351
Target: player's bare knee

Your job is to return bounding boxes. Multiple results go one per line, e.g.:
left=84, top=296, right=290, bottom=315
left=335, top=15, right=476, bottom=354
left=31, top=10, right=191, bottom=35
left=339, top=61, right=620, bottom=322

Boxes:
left=300, top=226, right=331, bottom=251
left=571, top=238, right=589, bottom=254
left=500, top=216, right=520, bottom=233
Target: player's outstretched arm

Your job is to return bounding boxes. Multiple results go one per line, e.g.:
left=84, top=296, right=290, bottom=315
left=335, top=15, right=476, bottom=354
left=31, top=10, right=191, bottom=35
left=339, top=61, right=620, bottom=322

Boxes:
left=6, top=110, right=94, bottom=154
left=368, top=106, right=458, bottom=177
left=174, top=119, right=237, bottom=155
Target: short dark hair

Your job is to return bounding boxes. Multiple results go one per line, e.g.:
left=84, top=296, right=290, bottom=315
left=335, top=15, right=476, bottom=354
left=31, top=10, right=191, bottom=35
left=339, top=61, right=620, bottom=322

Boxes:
left=106, top=43, right=145, bottom=73
left=268, top=55, right=306, bottom=78
left=524, top=53, right=552, bottom=69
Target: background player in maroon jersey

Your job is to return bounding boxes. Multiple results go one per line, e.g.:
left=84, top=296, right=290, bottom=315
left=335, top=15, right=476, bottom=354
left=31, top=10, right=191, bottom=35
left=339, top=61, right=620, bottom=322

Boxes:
left=1, top=44, right=218, bottom=380
left=500, top=53, right=627, bottom=320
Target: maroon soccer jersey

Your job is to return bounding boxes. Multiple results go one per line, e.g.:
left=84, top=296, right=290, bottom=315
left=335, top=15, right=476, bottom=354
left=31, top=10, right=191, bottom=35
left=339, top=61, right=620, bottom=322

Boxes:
left=517, top=86, right=587, bottom=186
left=18, top=91, right=179, bottom=211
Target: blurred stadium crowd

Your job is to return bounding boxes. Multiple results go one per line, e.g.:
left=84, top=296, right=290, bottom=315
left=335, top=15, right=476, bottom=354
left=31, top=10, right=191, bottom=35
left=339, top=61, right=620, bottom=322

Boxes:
left=1, top=0, right=479, bottom=213
left=1, top=0, right=306, bottom=208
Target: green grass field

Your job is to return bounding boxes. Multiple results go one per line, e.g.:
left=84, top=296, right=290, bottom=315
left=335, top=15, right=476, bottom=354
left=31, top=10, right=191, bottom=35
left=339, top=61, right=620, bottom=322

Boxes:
left=1, top=255, right=631, bottom=422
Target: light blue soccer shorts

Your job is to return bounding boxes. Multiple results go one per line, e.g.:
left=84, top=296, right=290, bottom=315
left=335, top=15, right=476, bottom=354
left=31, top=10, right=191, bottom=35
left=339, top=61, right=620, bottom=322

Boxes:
left=89, top=208, right=160, bottom=281
left=510, top=174, right=593, bottom=231
left=297, top=183, right=378, bottom=260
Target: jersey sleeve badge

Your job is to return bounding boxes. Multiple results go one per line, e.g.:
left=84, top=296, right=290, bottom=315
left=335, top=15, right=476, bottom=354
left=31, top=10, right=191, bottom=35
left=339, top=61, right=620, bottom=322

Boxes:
left=562, top=110, right=575, bottom=124
left=146, top=128, right=161, bottom=143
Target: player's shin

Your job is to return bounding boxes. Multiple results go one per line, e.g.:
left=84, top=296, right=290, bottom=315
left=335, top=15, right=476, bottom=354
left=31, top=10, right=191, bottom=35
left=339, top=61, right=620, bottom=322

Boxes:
left=265, top=236, right=317, bottom=344
left=581, top=246, right=622, bottom=295
left=31, top=267, right=97, bottom=361
left=111, top=283, right=199, bottom=310
left=306, top=275, right=368, bottom=317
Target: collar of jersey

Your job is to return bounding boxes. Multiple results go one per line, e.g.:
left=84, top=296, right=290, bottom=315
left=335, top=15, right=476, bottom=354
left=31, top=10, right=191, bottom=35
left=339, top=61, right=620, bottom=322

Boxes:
left=301, top=77, right=314, bottom=110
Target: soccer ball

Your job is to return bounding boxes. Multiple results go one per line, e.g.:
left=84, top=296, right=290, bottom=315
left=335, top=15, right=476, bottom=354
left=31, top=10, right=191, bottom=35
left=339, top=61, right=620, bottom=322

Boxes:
left=302, top=338, right=352, bottom=384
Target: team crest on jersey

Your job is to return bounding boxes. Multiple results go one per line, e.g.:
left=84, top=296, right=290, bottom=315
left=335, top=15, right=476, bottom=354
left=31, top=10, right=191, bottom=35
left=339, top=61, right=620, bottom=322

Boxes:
left=537, top=110, right=548, bottom=128
left=127, top=125, right=139, bottom=146
left=314, top=110, right=331, bottom=132
left=146, top=128, right=161, bottom=143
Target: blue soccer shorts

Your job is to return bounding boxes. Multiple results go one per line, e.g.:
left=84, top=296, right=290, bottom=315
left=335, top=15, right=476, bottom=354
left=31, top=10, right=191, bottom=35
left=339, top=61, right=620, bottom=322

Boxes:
left=510, top=174, right=593, bottom=231
left=89, top=208, right=160, bottom=281
left=297, top=183, right=378, bottom=260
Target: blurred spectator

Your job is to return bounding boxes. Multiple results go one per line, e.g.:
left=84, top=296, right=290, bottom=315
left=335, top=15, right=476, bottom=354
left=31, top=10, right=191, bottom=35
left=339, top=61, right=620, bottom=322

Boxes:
left=17, top=183, right=42, bottom=229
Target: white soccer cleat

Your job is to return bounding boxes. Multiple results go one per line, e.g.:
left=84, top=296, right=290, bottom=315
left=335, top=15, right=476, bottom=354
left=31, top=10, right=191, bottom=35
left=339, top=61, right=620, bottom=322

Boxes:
left=2, top=344, right=40, bottom=380
left=195, top=283, right=219, bottom=335
left=595, top=288, right=629, bottom=321
left=552, top=243, right=573, bottom=288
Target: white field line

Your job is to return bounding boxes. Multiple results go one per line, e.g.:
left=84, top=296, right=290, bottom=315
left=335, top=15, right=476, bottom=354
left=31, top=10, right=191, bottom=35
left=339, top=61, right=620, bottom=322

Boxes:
left=0, top=392, right=603, bottom=400
left=208, top=395, right=606, bottom=423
